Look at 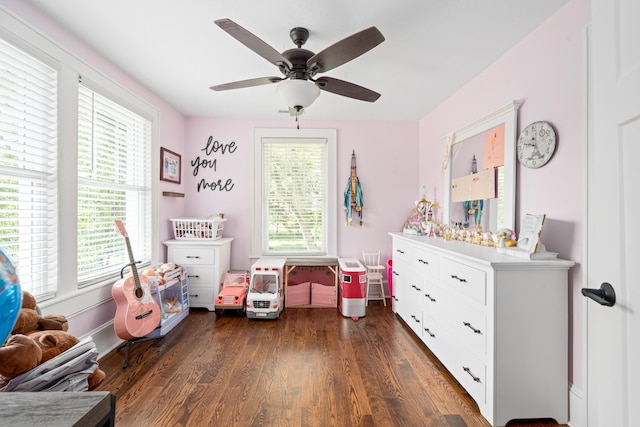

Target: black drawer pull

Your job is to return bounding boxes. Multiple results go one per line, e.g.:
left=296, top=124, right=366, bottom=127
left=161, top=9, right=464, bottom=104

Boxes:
left=185, top=255, right=201, bottom=259
left=396, top=249, right=405, bottom=254
left=188, top=275, right=200, bottom=278
left=463, top=321, right=482, bottom=334
left=450, top=275, right=467, bottom=283
left=424, top=293, right=436, bottom=302
left=189, top=293, right=199, bottom=297
left=463, top=366, right=481, bottom=383
left=393, top=270, right=399, bottom=276
left=418, top=258, right=429, bottom=265
left=424, top=328, right=435, bottom=337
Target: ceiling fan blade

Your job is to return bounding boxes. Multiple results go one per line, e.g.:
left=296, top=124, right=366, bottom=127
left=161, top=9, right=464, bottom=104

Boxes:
left=210, top=76, right=284, bottom=91
left=307, top=27, right=385, bottom=74
left=215, top=19, right=293, bottom=70
left=314, top=76, right=381, bottom=102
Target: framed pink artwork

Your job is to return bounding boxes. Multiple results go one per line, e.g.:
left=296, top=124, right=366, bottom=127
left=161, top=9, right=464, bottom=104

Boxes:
left=160, top=147, right=181, bottom=184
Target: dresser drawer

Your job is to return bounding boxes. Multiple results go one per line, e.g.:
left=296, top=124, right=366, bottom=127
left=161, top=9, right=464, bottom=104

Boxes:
left=392, top=238, right=413, bottom=265
left=449, top=301, right=487, bottom=357
left=421, top=312, right=453, bottom=361
left=411, top=246, right=440, bottom=278
left=441, top=257, right=486, bottom=305
left=183, top=265, right=216, bottom=285
left=454, top=351, right=486, bottom=406
left=189, top=285, right=216, bottom=306
left=421, top=278, right=444, bottom=313
left=170, top=247, right=217, bottom=265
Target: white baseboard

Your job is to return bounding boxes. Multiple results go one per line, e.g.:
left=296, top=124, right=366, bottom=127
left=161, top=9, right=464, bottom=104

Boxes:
left=79, top=320, right=123, bottom=360
left=568, top=383, right=586, bottom=427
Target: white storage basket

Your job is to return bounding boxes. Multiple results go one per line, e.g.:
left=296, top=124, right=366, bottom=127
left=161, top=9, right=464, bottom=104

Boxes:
left=171, top=217, right=227, bottom=240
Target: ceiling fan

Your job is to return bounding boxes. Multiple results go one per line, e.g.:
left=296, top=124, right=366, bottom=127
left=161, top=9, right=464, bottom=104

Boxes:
left=210, top=19, right=385, bottom=114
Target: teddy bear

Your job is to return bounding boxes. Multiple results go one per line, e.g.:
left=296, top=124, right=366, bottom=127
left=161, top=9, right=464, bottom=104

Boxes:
left=10, top=290, right=68, bottom=335
left=0, top=290, right=105, bottom=390
left=0, top=334, right=42, bottom=379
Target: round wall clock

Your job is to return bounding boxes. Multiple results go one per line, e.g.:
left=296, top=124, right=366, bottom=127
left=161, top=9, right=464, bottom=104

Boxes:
left=517, top=121, right=557, bottom=168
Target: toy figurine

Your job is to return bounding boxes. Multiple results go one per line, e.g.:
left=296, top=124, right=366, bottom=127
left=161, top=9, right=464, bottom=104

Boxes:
left=403, top=197, right=440, bottom=236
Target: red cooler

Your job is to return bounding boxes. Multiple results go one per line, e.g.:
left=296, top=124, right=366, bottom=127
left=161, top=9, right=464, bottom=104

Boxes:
left=338, top=258, right=367, bottom=320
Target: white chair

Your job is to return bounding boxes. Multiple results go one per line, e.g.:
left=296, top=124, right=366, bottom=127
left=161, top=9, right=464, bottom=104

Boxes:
left=362, top=251, right=386, bottom=306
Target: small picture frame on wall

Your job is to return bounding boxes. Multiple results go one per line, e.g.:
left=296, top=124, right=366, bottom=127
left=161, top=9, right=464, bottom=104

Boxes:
left=160, top=147, right=181, bottom=184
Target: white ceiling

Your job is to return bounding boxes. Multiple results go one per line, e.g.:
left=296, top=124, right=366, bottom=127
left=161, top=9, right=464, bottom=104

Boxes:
left=26, top=0, right=568, bottom=121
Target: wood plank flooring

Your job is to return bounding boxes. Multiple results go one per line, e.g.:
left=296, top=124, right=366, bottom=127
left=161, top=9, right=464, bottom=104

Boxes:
left=95, top=303, right=568, bottom=427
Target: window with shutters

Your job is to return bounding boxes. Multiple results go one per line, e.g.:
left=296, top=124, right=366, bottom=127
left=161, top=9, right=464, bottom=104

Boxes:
left=77, top=83, right=152, bottom=285
left=254, top=129, right=337, bottom=257
left=0, top=38, right=58, bottom=300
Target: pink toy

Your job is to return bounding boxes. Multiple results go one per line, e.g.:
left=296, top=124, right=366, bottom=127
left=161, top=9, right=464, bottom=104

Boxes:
left=214, top=272, right=249, bottom=316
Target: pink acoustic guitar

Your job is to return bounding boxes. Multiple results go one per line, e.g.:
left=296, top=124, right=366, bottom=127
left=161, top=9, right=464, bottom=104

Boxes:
left=112, top=220, right=161, bottom=340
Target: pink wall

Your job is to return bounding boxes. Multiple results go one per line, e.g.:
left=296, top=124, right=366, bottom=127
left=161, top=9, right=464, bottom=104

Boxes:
left=182, top=117, right=419, bottom=272
left=419, top=0, right=590, bottom=388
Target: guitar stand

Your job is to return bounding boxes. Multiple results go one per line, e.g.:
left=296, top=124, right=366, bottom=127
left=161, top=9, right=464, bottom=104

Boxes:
left=117, top=334, right=163, bottom=369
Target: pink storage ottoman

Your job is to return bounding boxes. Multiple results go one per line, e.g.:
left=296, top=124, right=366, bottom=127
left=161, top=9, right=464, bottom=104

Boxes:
left=286, top=281, right=311, bottom=307
left=311, top=283, right=336, bottom=307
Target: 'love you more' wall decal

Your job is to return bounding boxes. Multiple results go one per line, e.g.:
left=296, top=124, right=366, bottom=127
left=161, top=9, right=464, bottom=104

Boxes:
left=191, top=137, right=237, bottom=192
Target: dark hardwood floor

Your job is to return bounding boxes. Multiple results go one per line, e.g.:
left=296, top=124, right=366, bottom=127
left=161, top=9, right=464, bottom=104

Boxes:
left=95, top=303, right=568, bottom=427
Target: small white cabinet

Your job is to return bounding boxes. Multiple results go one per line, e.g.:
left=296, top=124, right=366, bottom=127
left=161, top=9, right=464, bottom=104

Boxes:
left=389, top=232, right=574, bottom=427
left=164, top=238, right=233, bottom=311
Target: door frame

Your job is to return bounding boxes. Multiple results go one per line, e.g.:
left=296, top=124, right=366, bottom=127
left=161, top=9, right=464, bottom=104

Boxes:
left=573, top=22, right=592, bottom=427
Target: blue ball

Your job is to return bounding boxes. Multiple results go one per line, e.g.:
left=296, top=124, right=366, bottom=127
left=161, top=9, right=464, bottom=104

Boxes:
left=0, top=247, right=22, bottom=345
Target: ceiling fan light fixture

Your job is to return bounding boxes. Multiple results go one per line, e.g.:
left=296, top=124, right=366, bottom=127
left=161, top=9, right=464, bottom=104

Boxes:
left=277, top=79, right=320, bottom=109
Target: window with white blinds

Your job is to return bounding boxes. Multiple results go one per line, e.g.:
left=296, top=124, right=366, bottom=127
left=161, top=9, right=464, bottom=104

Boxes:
left=258, top=136, right=334, bottom=256
left=0, top=38, right=58, bottom=299
left=77, top=84, right=152, bottom=285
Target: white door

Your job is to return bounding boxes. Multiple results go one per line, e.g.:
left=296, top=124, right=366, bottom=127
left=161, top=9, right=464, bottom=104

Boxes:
left=587, top=0, right=640, bottom=426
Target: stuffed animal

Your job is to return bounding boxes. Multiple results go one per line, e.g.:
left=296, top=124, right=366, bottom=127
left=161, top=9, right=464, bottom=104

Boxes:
left=0, top=290, right=105, bottom=390
left=26, top=330, right=79, bottom=363
left=11, top=290, right=68, bottom=335
left=0, top=334, right=42, bottom=378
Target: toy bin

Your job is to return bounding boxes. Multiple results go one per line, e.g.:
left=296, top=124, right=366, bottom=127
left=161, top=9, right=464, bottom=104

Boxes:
left=171, top=216, right=227, bottom=240
left=338, top=258, right=367, bottom=320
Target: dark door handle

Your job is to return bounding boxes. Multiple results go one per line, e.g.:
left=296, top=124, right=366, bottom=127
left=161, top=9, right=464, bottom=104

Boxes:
left=581, top=282, right=616, bottom=307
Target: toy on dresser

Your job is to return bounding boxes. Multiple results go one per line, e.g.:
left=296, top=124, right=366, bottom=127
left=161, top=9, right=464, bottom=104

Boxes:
left=403, top=197, right=440, bottom=236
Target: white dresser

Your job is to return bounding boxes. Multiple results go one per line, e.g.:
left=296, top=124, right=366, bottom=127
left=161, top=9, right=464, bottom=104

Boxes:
left=389, top=232, right=574, bottom=427
left=164, top=238, right=233, bottom=311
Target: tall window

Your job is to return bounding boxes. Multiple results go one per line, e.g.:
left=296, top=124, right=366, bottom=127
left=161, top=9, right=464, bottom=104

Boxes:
left=77, top=83, right=152, bottom=285
left=0, top=39, right=58, bottom=299
left=254, top=129, right=337, bottom=257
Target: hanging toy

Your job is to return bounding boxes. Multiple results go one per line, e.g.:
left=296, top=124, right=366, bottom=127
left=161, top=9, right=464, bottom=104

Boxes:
left=343, top=150, right=363, bottom=226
